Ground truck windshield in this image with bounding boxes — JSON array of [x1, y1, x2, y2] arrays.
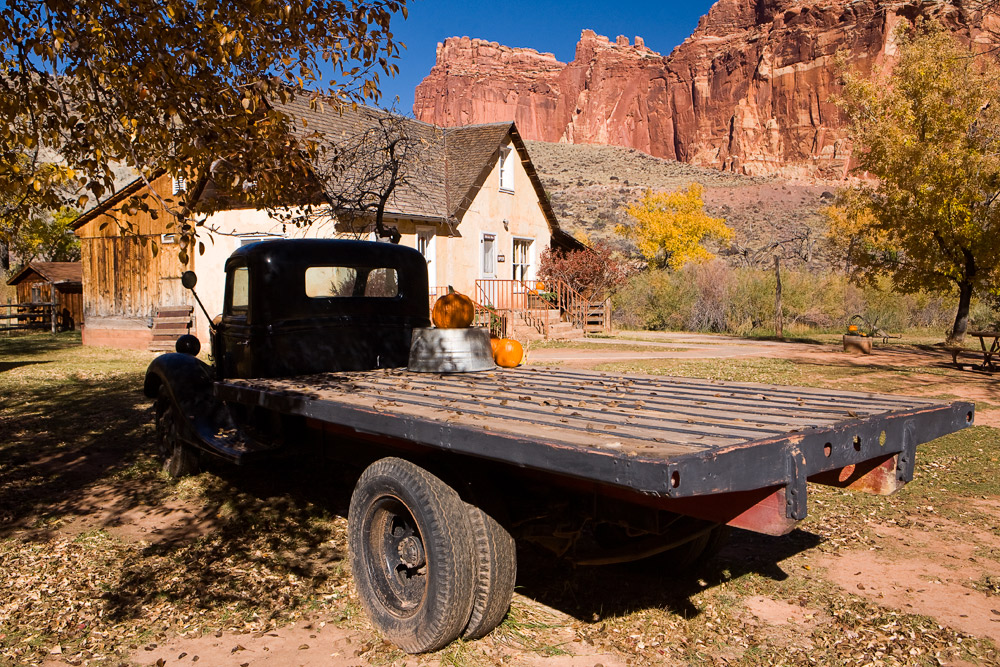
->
[[305, 266, 399, 298]]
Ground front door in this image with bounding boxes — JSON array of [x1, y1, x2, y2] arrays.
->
[[481, 234, 496, 279]]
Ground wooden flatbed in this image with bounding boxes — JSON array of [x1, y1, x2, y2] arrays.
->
[[217, 366, 973, 534]]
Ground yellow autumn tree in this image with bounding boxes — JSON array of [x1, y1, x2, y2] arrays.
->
[[617, 183, 732, 270], [835, 21, 1000, 341]]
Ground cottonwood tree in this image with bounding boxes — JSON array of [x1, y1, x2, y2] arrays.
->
[[1, 0, 407, 261], [836, 21, 1000, 342], [616, 183, 733, 270]]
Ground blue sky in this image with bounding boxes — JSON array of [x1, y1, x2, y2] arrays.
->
[[370, 0, 718, 114]]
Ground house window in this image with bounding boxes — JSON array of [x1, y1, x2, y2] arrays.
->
[[171, 175, 187, 195], [30, 283, 42, 303], [239, 234, 282, 247], [499, 146, 514, 193], [512, 238, 533, 283], [416, 226, 436, 288], [481, 234, 496, 278]]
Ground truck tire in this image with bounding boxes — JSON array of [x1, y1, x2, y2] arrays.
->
[[348, 458, 476, 653], [155, 386, 199, 478], [462, 503, 516, 639]]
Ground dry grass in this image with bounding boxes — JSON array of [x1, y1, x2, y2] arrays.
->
[[1, 334, 998, 666]]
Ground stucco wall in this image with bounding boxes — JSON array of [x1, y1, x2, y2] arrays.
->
[[436, 139, 552, 298]]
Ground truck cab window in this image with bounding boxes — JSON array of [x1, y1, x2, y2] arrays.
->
[[228, 266, 249, 316], [305, 266, 399, 298]]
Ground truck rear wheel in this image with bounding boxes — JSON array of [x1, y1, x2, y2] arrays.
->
[[462, 503, 516, 639], [155, 386, 199, 478], [348, 458, 476, 653]]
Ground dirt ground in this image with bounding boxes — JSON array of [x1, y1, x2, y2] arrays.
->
[[5, 333, 998, 666]]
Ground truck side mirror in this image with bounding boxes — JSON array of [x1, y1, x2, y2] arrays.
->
[[181, 271, 198, 290]]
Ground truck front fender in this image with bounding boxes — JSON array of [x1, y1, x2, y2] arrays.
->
[[144, 354, 246, 464], [144, 352, 215, 400]]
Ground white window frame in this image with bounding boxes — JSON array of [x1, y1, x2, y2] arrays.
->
[[171, 175, 187, 195], [512, 237, 535, 286], [498, 146, 514, 193], [481, 233, 497, 279], [416, 226, 437, 290], [239, 233, 283, 247]]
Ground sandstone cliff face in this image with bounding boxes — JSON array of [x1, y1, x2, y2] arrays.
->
[[414, 0, 987, 178]]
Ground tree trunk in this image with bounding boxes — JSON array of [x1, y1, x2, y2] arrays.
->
[[774, 255, 783, 340], [950, 280, 974, 343]]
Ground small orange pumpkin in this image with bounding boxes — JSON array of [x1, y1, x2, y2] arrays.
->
[[493, 338, 523, 368], [432, 292, 475, 328], [490, 334, 501, 358]]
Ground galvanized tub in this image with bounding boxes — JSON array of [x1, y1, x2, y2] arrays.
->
[[407, 327, 495, 373]]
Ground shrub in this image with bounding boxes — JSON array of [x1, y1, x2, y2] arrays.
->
[[612, 263, 964, 337]]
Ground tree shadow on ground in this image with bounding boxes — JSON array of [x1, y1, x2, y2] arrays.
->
[[0, 331, 80, 357], [0, 374, 157, 536], [0, 359, 52, 373]]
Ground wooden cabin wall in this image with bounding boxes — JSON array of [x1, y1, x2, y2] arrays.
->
[[13, 270, 50, 304], [76, 174, 190, 321], [58, 286, 84, 329]]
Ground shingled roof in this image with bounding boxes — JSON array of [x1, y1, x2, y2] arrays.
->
[[70, 97, 572, 244], [273, 96, 563, 233], [6, 262, 83, 286]]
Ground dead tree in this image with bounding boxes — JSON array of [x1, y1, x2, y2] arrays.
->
[[279, 108, 431, 243]]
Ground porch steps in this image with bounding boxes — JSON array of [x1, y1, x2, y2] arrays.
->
[[149, 305, 194, 352], [510, 308, 587, 342]]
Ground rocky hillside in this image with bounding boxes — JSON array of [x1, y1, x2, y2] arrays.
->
[[417, 0, 993, 178], [524, 140, 836, 270]]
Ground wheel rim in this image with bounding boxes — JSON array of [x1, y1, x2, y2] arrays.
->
[[365, 496, 428, 616]]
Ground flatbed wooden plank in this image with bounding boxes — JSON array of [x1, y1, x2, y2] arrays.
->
[[217, 366, 972, 499], [219, 366, 946, 453]]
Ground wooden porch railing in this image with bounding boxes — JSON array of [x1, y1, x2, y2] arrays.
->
[[476, 279, 552, 337], [430, 286, 508, 338], [475, 279, 612, 337]]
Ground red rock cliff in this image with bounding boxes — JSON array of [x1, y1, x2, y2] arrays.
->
[[414, 0, 989, 178]]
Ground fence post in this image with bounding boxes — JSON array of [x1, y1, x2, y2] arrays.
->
[[51, 286, 58, 333], [5, 298, 9, 336]]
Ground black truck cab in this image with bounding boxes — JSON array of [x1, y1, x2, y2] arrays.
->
[[213, 239, 431, 378]]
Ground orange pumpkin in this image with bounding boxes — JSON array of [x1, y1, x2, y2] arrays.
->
[[493, 338, 523, 368], [432, 292, 475, 328], [490, 334, 501, 358]]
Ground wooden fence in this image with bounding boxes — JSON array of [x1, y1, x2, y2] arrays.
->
[[1, 298, 59, 334]]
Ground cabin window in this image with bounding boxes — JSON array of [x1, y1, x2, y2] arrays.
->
[[30, 283, 42, 303], [305, 266, 399, 298], [499, 146, 514, 193], [512, 238, 533, 282], [171, 175, 186, 195], [228, 267, 249, 316]]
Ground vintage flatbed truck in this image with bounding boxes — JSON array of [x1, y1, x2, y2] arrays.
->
[[144, 239, 974, 653]]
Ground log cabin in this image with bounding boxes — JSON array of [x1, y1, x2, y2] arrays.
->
[[5, 261, 84, 331]]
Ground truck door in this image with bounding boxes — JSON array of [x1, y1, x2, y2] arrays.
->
[[217, 263, 252, 378]]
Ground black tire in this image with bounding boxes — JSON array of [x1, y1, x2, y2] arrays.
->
[[462, 503, 516, 639], [155, 386, 199, 478], [348, 458, 476, 653]]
